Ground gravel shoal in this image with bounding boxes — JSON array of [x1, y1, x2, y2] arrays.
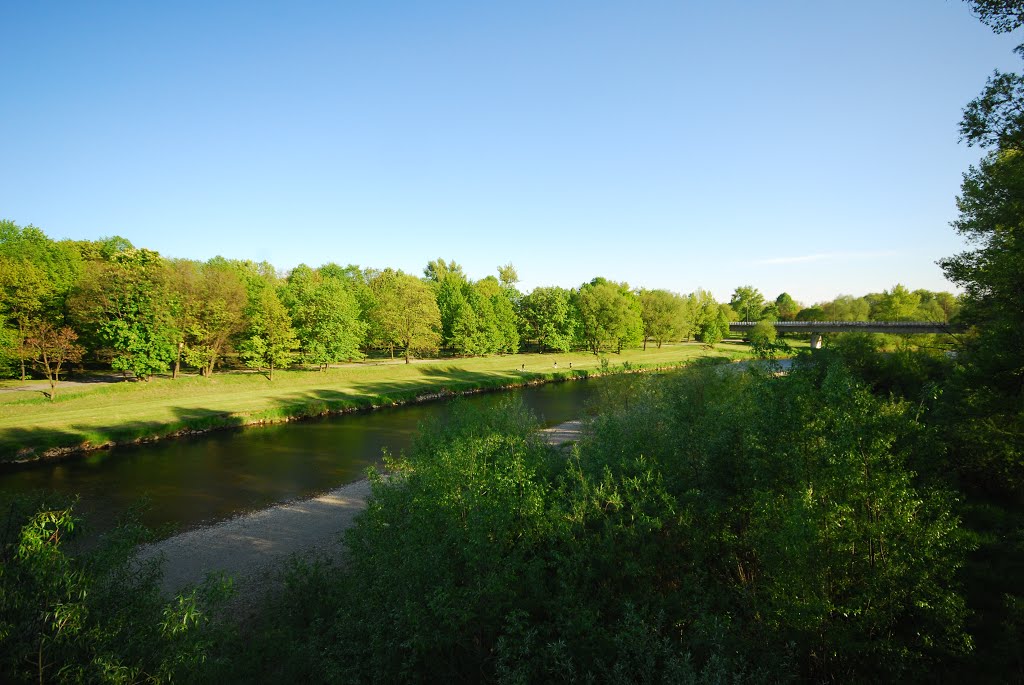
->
[[136, 420, 584, 620]]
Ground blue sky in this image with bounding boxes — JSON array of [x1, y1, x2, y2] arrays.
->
[[0, 1, 1019, 305]]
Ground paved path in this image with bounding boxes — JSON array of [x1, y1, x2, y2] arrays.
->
[[136, 419, 585, 614]]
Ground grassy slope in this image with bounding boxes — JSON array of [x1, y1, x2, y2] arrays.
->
[[0, 343, 758, 460]]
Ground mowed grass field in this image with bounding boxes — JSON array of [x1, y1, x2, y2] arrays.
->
[[0, 342, 763, 461]]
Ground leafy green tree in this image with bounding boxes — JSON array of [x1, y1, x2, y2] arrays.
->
[[284, 264, 366, 370], [748, 318, 777, 349], [423, 257, 466, 283], [167, 258, 248, 377], [519, 286, 577, 353], [459, 276, 520, 354], [365, 269, 400, 357], [695, 304, 727, 346], [486, 284, 521, 354], [826, 294, 872, 321], [934, 291, 961, 322], [449, 286, 493, 356], [871, 284, 922, 321], [369, 270, 441, 363], [797, 305, 827, 321], [774, 292, 800, 321], [497, 263, 519, 289], [0, 221, 82, 317], [317, 263, 376, 340], [638, 289, 685, 349], [689, 289, 726, 345], [940, 147, 1024, 493], [0, 325, 17, 377], [0, 222, 83, 379], [0, 256, 50, 380], [70, 248, 176, 380], [575, 279, 642, 355], [239, 284, 298, 380], [729, 285, 766, 322], [429, 261, 473, 352]]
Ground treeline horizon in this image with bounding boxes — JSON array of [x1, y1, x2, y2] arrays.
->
[[0, 220, 959, 387]]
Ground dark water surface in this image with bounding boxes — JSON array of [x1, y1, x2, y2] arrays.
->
[[0, 379, 602, 534]]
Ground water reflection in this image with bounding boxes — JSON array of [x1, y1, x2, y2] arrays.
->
[[0, 379, 600, 534]]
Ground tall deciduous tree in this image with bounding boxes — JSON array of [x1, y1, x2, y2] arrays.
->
[[239, 284, 298, 380], [936, 1, 1024, 495], [394, 272, 442, 363], [638, 289, 685, 350], [497, 263, 519, 289], [0, 256, 49, 380], [168, 258, 248, 377], [0, 221, 83, 379], [729, 285, 766, 322], [871, 284, 921, 322], [476, 276, 520, 354], [284, 264, 366, 370], [575, 279, 642, 355], [774, 292, 800, 321], [519, 286, 576, 353], [70, 248, 175, 380], [368, 270, 441, 363]]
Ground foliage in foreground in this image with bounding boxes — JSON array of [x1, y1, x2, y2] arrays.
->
[[225, 363, 972, 683], [0, 493, 233, 684]]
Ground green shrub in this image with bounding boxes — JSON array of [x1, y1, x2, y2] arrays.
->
[[0, 493, 234, 684]]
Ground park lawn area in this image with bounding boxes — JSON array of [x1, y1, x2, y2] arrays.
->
[[0, 342, 760, 461]]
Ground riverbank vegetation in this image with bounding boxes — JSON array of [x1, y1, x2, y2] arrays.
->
[[0, 220, 957, 391], [0, 343, 756, 461], [3, 340, 1021, 682]]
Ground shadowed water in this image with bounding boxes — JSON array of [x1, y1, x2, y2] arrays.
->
[[0, 379, 601, 535]]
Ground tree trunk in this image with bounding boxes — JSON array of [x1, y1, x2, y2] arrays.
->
[[269, 360, 274, 381], [18, 320, 26, 382], [173, 346, 181, 380], [405, 344, 410, 364], [643, 338, 647, 351], [41, 350, 56, 401]]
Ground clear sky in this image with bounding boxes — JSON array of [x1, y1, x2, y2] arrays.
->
[[0, 1, 1019, 305]]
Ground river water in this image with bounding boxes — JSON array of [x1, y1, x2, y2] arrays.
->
[[0, 379, 603, 535]]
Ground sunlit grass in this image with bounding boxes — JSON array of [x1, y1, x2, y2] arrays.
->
[[0, 342, 766, 460]]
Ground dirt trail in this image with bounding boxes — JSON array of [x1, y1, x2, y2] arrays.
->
[[135, 420, 585, 616]]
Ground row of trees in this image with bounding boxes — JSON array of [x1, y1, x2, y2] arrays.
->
[[730, 284, 960, 323], [0, 221, 961, 387]]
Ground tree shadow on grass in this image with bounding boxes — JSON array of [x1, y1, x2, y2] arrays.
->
[[0, 407, 253, 469], [0, 364, 588, 467]]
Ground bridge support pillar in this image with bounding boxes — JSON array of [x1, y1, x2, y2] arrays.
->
[[810, 333, 823, 349]]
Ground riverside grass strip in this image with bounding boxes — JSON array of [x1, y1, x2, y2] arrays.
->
[[0, 342, 760, 462]]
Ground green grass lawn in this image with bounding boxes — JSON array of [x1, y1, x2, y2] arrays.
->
[[0, 342, 765, 461]]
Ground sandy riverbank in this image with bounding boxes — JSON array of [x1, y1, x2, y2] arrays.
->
[[135, 419, 585, 620]]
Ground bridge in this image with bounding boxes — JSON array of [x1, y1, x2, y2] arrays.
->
[[728, 321, 952, 348]]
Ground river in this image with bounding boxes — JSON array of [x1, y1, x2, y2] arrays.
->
[[0, 379, 603, 535]]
